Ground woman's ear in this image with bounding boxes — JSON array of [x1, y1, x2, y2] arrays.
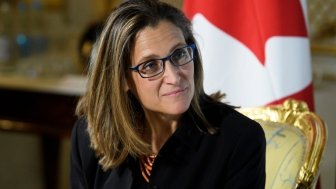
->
[[125, 77, 139, 100], [124, 78, 130, 92], [125, 74, 137, 97]]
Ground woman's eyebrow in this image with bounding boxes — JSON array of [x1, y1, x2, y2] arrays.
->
[[136, 42, 187, 64]]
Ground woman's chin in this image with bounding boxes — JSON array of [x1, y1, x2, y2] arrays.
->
[[162, 104, 190, 117]]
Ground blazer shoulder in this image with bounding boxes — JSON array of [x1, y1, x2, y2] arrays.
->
[[203, 99, 265, 138], [71, 118, 97, 160], [72, 118, 91, 148], [71, 118, 99, 188]]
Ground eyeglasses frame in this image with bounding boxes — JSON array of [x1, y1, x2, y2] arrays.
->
[[128, 43, 196, 78]]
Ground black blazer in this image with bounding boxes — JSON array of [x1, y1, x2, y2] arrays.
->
[[70, 99, 266, 189]]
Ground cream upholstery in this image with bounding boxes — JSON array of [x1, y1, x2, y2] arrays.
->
[[238, 99, 327, 189]]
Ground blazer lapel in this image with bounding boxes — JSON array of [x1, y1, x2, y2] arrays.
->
[[95, 156, 136, 189]]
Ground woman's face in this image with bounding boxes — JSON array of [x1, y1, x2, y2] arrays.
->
[[128, 21, 194, 119]]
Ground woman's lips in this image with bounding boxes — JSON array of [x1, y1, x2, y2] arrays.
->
[[162, 87, 187, 96]]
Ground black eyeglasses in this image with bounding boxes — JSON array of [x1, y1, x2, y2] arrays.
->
[[128, 44, 196, 78]]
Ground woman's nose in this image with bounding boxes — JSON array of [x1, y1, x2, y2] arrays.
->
[[162, 61, 181, 84]]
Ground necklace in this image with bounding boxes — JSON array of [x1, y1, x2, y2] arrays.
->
[[140, 154, 157, 182]]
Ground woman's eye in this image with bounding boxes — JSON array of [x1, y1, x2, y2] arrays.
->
[[173, 49, 188, 60], [140, 61, 160, 73]]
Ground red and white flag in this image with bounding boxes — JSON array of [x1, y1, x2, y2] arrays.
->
[[183, 0, 315, 110]]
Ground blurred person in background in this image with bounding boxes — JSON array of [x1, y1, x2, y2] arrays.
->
[[78, 21, 103, 73]]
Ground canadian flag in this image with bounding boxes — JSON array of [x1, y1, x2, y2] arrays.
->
[[183, 0, 315, 110]]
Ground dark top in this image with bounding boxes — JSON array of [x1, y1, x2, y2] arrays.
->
[[70, 98, 266, 189]]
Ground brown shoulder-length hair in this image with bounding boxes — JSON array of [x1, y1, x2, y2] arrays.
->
[[76, 0, 215, 170]]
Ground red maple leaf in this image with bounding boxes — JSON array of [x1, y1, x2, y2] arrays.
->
[[184, 0, 307, 65]]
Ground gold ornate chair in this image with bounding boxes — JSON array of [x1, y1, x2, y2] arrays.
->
[[238, 99, 327, 189]]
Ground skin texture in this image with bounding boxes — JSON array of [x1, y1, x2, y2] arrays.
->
[[128, 21, 195, 153]]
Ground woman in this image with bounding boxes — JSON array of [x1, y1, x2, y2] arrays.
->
[[70, 0, 266, 188]]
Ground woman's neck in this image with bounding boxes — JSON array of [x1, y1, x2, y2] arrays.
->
[[143, 112, 180, 154]]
